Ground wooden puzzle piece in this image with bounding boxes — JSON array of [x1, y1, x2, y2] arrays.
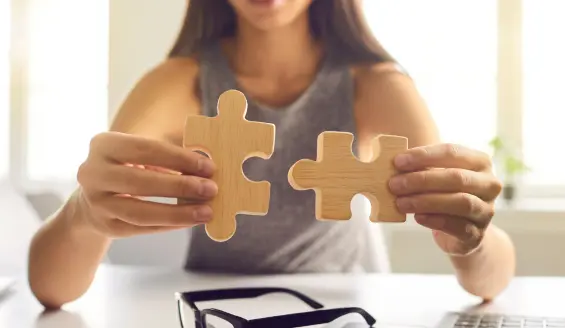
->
[[288, 131, 408, 223], [182, 89, 275, 242]]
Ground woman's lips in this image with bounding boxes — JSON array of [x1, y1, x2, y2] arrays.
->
[[248, 0, 285, 7]]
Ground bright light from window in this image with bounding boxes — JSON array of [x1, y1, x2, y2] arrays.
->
[[26, 0, 109, 181], [523, 0, 565, 186], [363, 0, 498, 152], [0, 0, 9, 178]]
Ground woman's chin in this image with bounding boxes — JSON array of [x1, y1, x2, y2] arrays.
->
[[229, 0, 311, 31]]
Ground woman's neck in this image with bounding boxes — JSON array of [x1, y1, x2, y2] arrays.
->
[[227, 12, 323, 79]]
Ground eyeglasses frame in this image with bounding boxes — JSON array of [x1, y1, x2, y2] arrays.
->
[[175, 286, 376, 328]]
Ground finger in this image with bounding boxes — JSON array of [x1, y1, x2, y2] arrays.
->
[[93, 194, 213, 227], [394, 143, 492, 172], [86, 164, 218, 199], [124, 164, 183, 175], [102, 220, 192, 239], [142, 165, 183, 175], [389, 168, 502, 201], [89, 132, 215, 177], [414, 214, 484, 246], [396, 193, 494, 226]]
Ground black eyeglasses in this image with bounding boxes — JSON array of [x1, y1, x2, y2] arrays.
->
[[175, 287, 376, 328]]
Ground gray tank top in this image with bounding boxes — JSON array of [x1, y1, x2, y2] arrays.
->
[[184, 42, 390, 274]]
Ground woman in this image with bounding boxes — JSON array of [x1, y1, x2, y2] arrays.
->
[[28, 0, 516, 309]]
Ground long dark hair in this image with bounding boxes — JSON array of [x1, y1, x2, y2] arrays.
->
[[168, 0, 396, 65]]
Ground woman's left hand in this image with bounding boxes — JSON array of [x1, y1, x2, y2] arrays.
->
[[388, 143, 503, 256]]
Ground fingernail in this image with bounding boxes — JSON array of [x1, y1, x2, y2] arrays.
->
[[396, 198, 414, 212], [388, 176, 406, 193], [394, 154, 411, 168], [194, 206, 213, 221], [199, 180, 218, 197], [197, 158, 215, 176]]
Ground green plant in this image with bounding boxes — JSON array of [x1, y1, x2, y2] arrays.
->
[[488, 136, 530, 183]]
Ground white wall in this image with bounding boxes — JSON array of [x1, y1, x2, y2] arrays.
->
[[108, 0, 185, 120], [0, 181, 42, 276], [107, 0, 189, 267]]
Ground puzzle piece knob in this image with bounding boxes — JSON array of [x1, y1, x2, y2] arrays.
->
[[205, 215, 237, 242], [217, 89, 248, 118]]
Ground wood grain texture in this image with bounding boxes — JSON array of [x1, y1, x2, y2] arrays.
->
[[288, 131, 408, 223], [183, 89, 276, 242]]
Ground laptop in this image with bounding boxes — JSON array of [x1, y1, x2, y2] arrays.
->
[[435, 312, 565, 328]]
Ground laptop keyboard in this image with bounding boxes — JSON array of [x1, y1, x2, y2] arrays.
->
[[453, 313, 565, 328]]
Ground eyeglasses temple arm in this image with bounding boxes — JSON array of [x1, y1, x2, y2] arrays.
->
[[180, 287, 324, 309]]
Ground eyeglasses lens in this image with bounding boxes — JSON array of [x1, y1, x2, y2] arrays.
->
[[204, 315, 235, 328]]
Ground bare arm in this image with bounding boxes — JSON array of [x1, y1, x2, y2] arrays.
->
[[28, 58, 202, 309], [449, 223, 515, 300], [27, 190, 111, 309], [352, 64, 515, 300]]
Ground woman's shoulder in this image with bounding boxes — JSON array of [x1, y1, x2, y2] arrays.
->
[[350, 61, 410, 86], [146, 56, 201, 86], [109, 56, 203, 144], [348, 61, 439, 148], [349, 61, 416, 103]]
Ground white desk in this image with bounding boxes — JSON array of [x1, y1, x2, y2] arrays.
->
[[1, 265, 564, 328]]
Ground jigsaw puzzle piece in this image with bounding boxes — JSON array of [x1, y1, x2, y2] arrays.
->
[[240, 121, 277, 160], [240, 179, 271, 215], [366, 135, 408, 222], [318, 131, 356, 161], [316, 189, 357, 221], [205, 206, 237, 242], [362, 187, 400, 223], [217, 89, 247, 118], [182, 89, 276, 242], [369, 135, 409, 163], [183, 115, 214, 155], [288, 131, 408, 223], [287, 159, 320, 190]]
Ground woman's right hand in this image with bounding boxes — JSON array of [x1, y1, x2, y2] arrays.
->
[[75, 132, 217, 238]]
